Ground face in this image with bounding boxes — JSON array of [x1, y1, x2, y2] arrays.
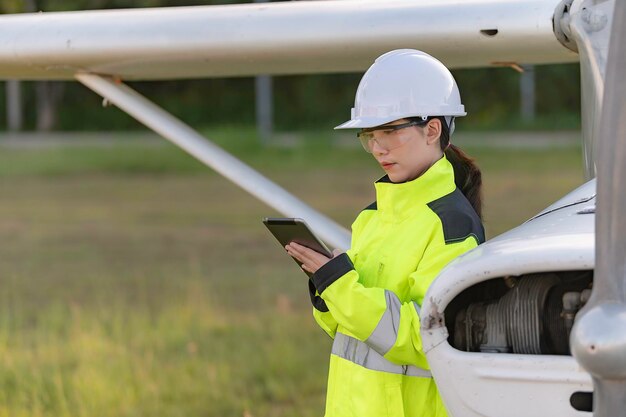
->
[[368, 118, 444, 183]]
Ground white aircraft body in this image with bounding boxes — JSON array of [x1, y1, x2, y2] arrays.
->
[[1, 0, 625, 416], [422, 180, 596, 416]]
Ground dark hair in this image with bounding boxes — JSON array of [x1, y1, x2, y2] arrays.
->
[[412, 116, 483, 219]]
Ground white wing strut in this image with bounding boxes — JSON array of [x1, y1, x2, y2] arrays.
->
[[75, 73, 351, 251], [564, 0, 614, 180], [570, 0, 626, 414]]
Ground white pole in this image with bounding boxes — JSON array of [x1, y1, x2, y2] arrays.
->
[[255, 75, 273, 144], [75, 73, 351, 250], [520, 65, 536, 122], [6, 80, 23, 132], [254, 0, 273, 144]]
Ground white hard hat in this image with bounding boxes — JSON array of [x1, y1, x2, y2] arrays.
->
[[335, 49, 466, 129]]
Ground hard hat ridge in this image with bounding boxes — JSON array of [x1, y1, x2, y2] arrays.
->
[[335, 49, 466, 130], [374, 48, 429, 63]]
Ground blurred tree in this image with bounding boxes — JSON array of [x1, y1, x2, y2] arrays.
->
[[536, 64, 580, 115], [0, 0, 24, 13], [35, 0, 249, 11], [453, 67, 520, 127], [35, 81, 64, 131]]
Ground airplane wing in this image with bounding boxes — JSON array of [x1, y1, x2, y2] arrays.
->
[[0, 0, 577, 81]]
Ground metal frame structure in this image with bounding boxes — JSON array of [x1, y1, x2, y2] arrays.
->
[[559, 0, 614, 180], [570, 0, 626, 413]]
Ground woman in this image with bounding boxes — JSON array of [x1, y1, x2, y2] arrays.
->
[[286, 49, 484, 417]]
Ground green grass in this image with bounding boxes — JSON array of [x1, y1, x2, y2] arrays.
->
[[0, 130, 584, 416], [0, 127, 373, 178]]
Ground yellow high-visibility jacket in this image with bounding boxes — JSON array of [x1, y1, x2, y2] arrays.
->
[[310, 155, 484, 417]]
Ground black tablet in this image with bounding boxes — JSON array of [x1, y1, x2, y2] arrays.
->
[[263, 217, 332, 275]]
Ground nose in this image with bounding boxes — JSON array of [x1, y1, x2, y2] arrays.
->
[[370, 139, 388, 155]]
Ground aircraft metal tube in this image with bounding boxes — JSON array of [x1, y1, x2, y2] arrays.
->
[[1, 0, 577, 80], [567, 0, 614, 180], [571, 0, 626, 413], [75, 73, 351, 250]]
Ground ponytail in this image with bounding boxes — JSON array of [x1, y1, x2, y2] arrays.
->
[[444, 144, 483, 219], [432, 116, 483, 219]]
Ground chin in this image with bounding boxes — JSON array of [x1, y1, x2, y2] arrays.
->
[[388, 168, 419, 183], [388, 173, 409, 183]]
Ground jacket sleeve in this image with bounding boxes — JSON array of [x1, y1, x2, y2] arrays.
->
[[310, 212, 371, 339], [311, 233, 478, 369], [310, 279, 339, 338]]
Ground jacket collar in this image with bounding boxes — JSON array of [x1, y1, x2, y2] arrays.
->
[[374, 155, 456, 222]]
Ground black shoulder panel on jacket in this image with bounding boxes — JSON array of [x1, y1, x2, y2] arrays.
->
[[363, 201, 377, 211], [427, 189, 485, 245]]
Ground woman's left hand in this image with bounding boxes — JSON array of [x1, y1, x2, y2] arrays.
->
[[285, 242, 340, 275]]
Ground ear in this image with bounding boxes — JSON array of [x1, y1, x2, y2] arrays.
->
[[425, 118, 442, 146]]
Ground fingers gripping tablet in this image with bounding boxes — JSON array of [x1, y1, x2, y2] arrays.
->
[[262, 218, 333, 275]]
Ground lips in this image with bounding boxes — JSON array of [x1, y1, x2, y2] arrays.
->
[[380, 162, 396, 169]]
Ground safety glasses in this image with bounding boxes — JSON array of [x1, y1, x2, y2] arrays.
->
[[357, 120, 427, 153]]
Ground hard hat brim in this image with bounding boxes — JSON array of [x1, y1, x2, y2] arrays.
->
[[334, 116, 398, 130], [334, 110, 467, 130]]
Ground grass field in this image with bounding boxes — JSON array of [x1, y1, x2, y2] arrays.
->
[[0, 129, 584, 417]]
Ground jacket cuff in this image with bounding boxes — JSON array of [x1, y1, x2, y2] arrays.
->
[[308, 279, 329, 312], [311, 253, 354, 295]]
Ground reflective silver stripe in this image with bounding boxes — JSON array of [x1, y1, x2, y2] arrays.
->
[[332, 332, 432, 378], [405, 364, 431, 378], [413, 301, 421, 316], [365, 290, 402, 355]]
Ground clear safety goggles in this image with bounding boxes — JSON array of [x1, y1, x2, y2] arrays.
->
[[357, 119, 427, 153]]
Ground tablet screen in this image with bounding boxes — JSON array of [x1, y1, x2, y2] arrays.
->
[[263, 218, 333, 275]]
